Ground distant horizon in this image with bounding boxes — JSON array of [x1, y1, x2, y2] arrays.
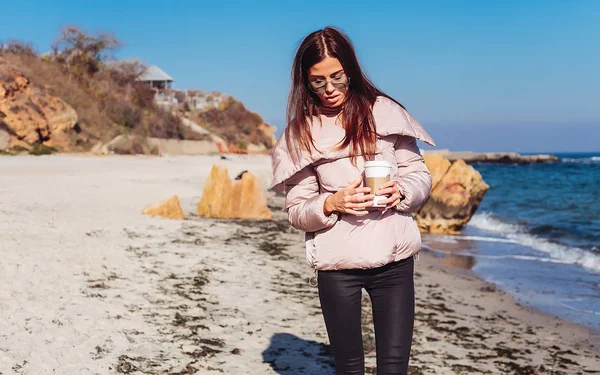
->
[[1, 0, 598, 153], [424, 149, 600, 155]]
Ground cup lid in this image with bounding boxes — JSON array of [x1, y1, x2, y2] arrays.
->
[[364, 161, 392, 168]]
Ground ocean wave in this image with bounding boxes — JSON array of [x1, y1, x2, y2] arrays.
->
[[561, 156, 600, 164], [426, 247, 587, 266], [427, 235, 518, 244], [468, 212, 600, 273], [559, 301, 600, 316]]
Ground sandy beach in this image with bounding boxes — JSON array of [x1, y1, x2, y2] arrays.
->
[[1, 154, 598, 375]]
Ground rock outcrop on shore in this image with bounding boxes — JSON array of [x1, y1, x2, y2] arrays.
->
[[425, 149, 559, 164], [415, 154, 490, 233], [197, 164, 272, 219], [142, 195, 185, 220]]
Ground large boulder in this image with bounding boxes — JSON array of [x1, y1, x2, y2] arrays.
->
[[197, 164, 271, 219], [197, 164, 234, 218], [229, 171, 272, 219], [0, 69, 77, 148], [142, 195, 185, 220], [422, 153, 451, 190], [415, 155, 489, 234]]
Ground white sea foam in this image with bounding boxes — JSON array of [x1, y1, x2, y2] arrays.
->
[[452, 235, 518, 244], [468, 212, 600, 273], [428, 248, 583, 266], [559, 301, 600, 316], [561, 156, 600, 164], [426, 234, 518, 244]]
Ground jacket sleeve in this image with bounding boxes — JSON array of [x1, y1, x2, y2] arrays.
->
[[284, 165, 339, 232], [392, 135, 432, 213]]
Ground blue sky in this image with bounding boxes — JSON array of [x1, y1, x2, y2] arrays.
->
[[1, 0, 599, 152]]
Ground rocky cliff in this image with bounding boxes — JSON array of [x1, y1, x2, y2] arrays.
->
[[0, 66, 78, 151]]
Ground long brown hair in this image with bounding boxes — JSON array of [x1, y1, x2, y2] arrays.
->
[[285, 26, 404, 165]]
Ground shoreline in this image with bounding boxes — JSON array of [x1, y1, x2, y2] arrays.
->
[[423, 234, 600, 337], [0, 154, 598, 374], [410, 249, 599, 373], [419, 247, 600, 340]]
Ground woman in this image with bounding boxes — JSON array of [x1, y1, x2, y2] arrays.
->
[[270, 26, 435, 375]]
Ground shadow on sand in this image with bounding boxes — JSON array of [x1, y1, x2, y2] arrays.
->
[[261, 332, 334, 374]]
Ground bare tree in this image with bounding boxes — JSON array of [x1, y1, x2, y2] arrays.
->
[[0, 39, 37, 56], [52, 26, 122, 77]]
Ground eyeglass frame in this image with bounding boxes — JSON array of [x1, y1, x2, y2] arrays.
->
[[307, 74, 351, 94]]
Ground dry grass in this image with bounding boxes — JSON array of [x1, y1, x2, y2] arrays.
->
[[188, 97, 273, 150], [1, 52, 191, 151]]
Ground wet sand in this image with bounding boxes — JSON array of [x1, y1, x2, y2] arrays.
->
[[0, 154, 598, 374]]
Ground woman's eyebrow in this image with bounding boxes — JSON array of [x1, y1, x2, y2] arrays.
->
[[309, 69, 344, 79]]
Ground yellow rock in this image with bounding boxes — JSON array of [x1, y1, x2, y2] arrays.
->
[[423, 153, 451, 191], [197, 164, 271, 219], [416, 157, 489, 234], [230, 172, 272, 219], [142, 195, 185, 220], [197, 164, 234, 218], [0, 70, 78, 146]]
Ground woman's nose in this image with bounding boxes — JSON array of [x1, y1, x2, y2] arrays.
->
[[325, 81, 336, 94]]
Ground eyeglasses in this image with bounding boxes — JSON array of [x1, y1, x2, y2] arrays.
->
[[308, 74, 350, 93]]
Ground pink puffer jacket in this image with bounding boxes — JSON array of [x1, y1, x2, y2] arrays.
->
[[270, 96, 435, 271]]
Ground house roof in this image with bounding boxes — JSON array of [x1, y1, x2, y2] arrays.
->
[[138, 65, 173, 82]]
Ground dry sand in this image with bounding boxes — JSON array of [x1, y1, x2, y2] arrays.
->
[[0, 154, 598, 375]]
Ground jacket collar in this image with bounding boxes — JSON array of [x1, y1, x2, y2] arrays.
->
[[269, 96, 435, 192]]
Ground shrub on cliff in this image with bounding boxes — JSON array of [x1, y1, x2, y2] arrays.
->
[[189, 96, 274, 150], [0, 27, 190, 152]]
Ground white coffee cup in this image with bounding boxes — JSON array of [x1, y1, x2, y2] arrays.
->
[[364, 161, 393, 207]]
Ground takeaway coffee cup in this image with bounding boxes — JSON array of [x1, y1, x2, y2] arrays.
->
[[364, 161, 392, 208]]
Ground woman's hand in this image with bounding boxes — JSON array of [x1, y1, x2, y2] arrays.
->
[[375, 180, 404, 213], [324, 175, 374, 216]]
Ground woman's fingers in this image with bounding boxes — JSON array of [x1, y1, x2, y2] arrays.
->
[[351, 186, 371, 195], [377, 186, 397, 196], [348, 193, 374, 203], [347, 201, 375, 209], [377, 193, 400, 206], [376, 180, 394, 192]]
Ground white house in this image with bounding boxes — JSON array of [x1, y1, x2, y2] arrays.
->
[[137, 65, 173, 90]]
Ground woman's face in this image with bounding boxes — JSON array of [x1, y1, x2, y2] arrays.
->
[[307, 56, 349, 108]]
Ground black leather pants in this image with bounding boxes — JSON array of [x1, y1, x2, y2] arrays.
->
[[317, 256, 415, 375]]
